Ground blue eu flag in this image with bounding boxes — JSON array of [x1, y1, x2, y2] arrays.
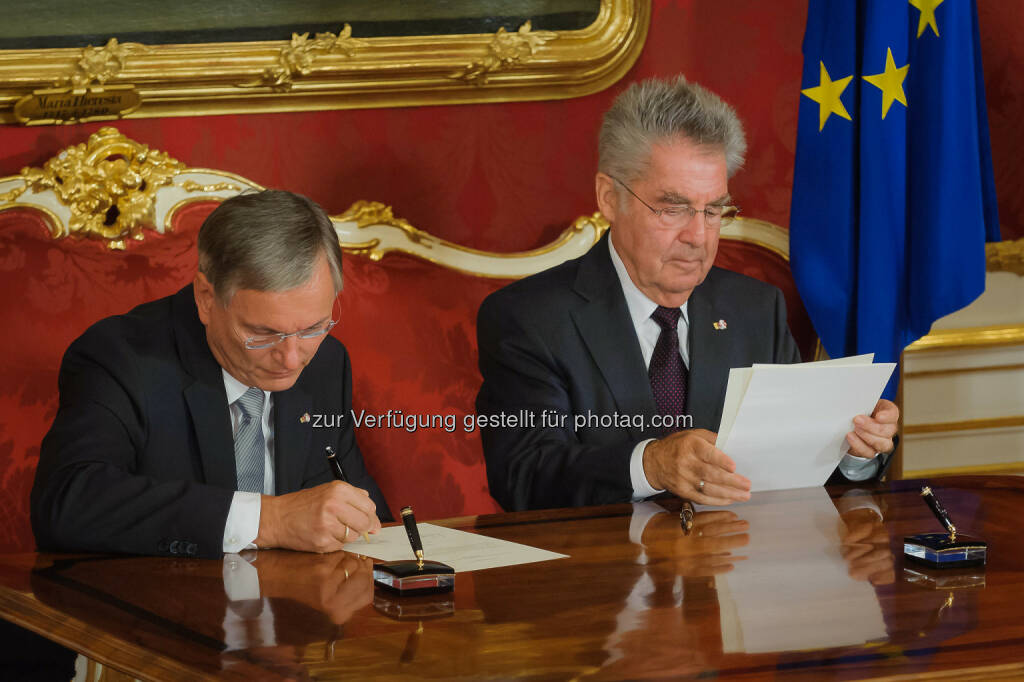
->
[[790, 0, 1000, 397]]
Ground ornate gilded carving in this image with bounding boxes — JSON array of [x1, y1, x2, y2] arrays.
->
[[68, 38, 147, 88], [571, 212, 610, 240], [241, 25, 369, 91], [986, 238, 1024, 277], [0, 127, 604, 275], [0, 1, 649, 121], [180, 180, 243, 193], [1, 127, 183, 249], [11, 38, 147, 125], [340, 200, 412, 230], [453, 21, 557, 84], [0, 184, 26, 204], [337, 200, 434, 258]]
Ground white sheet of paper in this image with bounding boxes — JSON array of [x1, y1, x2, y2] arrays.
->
[[755, 352, 875, 368], [342, 523, 567, 573], [716, 366, 753, 444], [716, 355, 875, 450], [716, 359, 895, 492], [717, 488, 886, 653]]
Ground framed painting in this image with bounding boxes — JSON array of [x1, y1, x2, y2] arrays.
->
[[0, 0, 649, 124]]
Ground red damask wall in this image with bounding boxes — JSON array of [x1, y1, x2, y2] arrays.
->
[[0, 1, 1020, 551]]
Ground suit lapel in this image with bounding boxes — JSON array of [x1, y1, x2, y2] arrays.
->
[[686, 277, 729, 431], [272, 385, 312, 495], [173, 287, 238, 490], [571, 236, 659, 441]]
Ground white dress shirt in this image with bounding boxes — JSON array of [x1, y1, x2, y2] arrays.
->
[[222, 369, 275, 553], [606, 236, 878, 501]]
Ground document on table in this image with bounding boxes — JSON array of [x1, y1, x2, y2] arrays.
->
[[341, 523, 567, 573], [715, 354, 895, 492]]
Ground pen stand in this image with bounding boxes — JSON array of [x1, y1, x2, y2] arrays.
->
[[903, 532, 987, 569], [373, 560, 455, 596]]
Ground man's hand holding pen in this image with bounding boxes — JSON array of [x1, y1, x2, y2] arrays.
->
[[254, 481, 381, 553], [326, 446, 371, 542]]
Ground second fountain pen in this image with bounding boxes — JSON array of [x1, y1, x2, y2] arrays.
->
[[325, 445, 370, 543]]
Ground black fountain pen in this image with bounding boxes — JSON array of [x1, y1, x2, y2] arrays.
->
[[401, 506, 425, 569], [921, 486, 957, 541], [903, 485, 987, 569], [372, 505, 454, 595], [325, 446, 369, 543]]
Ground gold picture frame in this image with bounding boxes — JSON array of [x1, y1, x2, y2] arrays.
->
[[0, 0, 649, 125]]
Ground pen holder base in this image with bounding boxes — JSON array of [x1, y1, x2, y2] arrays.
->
[[903, 533, 987, 569], [373, 560, 455, 596]]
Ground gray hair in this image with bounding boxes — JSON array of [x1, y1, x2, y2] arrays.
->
[[598, 76, 747, 185], [197, 189, 343, 305]]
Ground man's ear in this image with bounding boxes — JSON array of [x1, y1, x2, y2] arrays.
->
[[193, 271, 215, 326], [595, 172, 619, 223]]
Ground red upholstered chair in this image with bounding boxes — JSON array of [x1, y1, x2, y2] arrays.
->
[[0, 128, 814, 553], [0, 205, 205, 552]]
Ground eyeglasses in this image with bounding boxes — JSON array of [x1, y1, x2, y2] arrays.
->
[[611, 176, 739, 229], [244, 319, 338, 350], [241, 299, 341, 350]]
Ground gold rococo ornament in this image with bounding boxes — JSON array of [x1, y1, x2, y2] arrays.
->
[[1, 127, 183, 249]]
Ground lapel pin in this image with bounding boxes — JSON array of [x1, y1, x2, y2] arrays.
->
[[713, 319, 728, 330], [300, 413, 311, 423]]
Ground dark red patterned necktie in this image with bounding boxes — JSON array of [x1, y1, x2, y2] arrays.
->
[[649, 305, 688, 429]]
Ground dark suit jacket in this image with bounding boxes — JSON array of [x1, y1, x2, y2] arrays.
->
[[31, 285, 390, 559], [476, 233, 874, 512]]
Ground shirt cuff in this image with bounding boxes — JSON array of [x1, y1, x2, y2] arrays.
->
[[222, 552, 261, 601], [223, 491, 262, 553], [630, 438, 665, 501], [628, 501, 669, 544], [837, 452, 881, 482], [835, 489, 883, 518]]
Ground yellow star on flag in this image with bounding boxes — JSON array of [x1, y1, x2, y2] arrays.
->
[[863, 48, 909, 119], [801, 61, 853, 131], [909, 0, 943, 38]]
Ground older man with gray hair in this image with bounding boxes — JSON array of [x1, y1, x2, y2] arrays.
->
[[476, 76, 898, 511], [32, 189, 391, 558]]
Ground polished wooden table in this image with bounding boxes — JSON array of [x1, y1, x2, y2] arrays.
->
[[1, 476, 1023, 680]]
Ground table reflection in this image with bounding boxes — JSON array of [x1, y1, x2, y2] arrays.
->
[[218, 551, 373, 674], [837, 492, 895, 586], [29, 549, 374, 675], [15, 480, 1006, 680], [715, 488, 889, 654], [600, 488, 895, 677]]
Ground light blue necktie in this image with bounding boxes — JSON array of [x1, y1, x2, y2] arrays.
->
[[234, 387, 266, 493]]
